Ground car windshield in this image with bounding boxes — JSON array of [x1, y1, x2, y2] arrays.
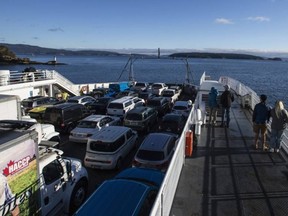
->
[[126, 113, 142, 121], [162, 91, 173, 97], [137, 150, 165, 161], [77, 121, 98, 128], [135, 83, 145, 87], [95, 98, 110, 104], [152, 84, 162, 89]]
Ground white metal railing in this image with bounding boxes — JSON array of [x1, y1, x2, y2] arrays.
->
[[150, 105, 196, 216], [219, 76, 288, 153]]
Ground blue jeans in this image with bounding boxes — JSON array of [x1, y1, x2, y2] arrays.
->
[[270, 129, 284, 149], [221, 107, 230, 126]]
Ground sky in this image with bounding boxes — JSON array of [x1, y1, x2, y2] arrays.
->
[[1, 0, 288, 53]]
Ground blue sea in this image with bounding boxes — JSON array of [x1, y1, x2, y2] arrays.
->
[[1, 55, 287, 106]]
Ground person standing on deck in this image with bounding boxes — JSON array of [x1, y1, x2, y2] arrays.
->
[[208, 87, 219, 125], [252, 94, 270, 150], [269, 100, 288, 153], [220, 85, 234, 128]]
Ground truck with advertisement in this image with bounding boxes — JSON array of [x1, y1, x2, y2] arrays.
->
[[0, 126, 89, 215]]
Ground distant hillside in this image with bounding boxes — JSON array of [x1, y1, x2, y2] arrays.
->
[[0, 43, 125, 56], [169, 52, 265, 60]]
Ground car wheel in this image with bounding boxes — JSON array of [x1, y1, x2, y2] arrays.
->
[[69, 179, 88, 214]]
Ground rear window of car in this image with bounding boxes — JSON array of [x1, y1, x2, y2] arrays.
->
[[78, 121, 98, 128], [108, 103, 123, 109], [126, 113, 143, 121], [147, 100, 160, 106], [90, 135, 125, 152], [173, 106, 187, 110], [67, 99, 79, 103], [21, 101, 33, 108], [135, 83, 145, 87], [43, 108, 62, 121], [152, 84, 162, 89], [137, 150, 164, 161], [163, 115, 179, 123]]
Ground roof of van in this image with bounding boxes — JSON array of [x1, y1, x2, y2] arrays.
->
[[75, 179, 154, 216], [89, 126, 131, 141], [140, 133, 173, 151]]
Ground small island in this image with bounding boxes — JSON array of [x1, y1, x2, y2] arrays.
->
[[0, 45, 66, 65]]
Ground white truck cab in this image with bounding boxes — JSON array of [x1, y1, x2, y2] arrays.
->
[[39, 146, 89, 215], [0, 124, 88, 216]]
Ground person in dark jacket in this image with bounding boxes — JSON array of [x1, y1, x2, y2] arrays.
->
[[208, 87, 219, 125], [220, 85, 234, 127], [269, 100, 288, 153], [252, 94, 270, 150]]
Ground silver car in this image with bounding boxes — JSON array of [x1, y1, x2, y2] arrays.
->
[[69, 115, 121, 143]]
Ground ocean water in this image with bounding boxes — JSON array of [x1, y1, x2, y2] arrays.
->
[[1, 55, 288, 106]]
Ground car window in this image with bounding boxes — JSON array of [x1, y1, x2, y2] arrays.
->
[[137, 150, 165, 161], [78, 121, 98, 128], [138, 190, 158, 216], [167, 139, 175, 155], [173, 105, 187, 110], [90, 135, 125, 152], [126, 113, 142, 121], [42, 159, 64, 185], [126, 129, 134, 140], [108, 103, 123, 109]]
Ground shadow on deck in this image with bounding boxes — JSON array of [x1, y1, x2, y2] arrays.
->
[[170, 99, 288, 216]]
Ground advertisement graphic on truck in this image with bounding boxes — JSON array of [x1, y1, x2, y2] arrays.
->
[[0, 132, 40, 216]]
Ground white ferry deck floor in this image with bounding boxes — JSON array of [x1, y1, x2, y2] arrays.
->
[[170, 99, 288, 216]]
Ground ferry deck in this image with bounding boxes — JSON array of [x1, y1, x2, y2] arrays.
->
[[170, 96, 288, 216]]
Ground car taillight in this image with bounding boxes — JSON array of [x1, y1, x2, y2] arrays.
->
[[132, 160, 141, 167]]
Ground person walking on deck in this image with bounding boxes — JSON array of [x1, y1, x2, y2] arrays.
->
[[208, 87, 219, 125], [269, 100, 288, 153], [220, 84, 234, 128], [252, 94, 270, 150]]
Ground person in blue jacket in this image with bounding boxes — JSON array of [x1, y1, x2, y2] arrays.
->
[[252, 94, 271, 150], [208, 87, 219, 125]]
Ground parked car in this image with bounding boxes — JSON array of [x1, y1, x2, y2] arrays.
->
[[151, 83, 168, 96], [138, 91, 154, 104], [84, 126, 138, 170], [146, 97, 171, 116], [171, 100, 192, 118], [86, 97, 114, 114], [132, 82, 150, 92], [43, 103, 90, 133], [162, 89, 180, 104], [115, 90, 138, 99], [69, 115, 121, 143], [90, 88, 110, 98], [21, 96, 59, 114], [75, 167, 164, 216], [124, 106, 158, 133], [159, 113, 186, 134], [67, 95, 96, 106], [133, 133, 178, 172], [106, 96, 136, 118], [132, 97, 145, 107]]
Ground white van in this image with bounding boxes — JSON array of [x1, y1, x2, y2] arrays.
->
[[106, 96, 135, 117], [84, 126, 138, 170]]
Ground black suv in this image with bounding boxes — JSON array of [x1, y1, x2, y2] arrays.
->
[[87, 97, 115, 114], [43, 103, 90, 133], [146, 97, 171, 116], [123, 106, 158, 133]]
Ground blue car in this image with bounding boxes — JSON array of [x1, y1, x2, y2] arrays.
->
[[75, 168, 164, 216]]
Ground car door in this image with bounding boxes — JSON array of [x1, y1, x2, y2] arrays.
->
[[41, 159, 67, 216]]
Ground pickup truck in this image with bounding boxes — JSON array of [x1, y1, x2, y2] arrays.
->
[[151, 83, 168, 96]]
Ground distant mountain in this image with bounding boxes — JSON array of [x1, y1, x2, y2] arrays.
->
[[0, 43, 126, 56]]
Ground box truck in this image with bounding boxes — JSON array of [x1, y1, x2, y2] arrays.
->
[[0, 128, 88, 215]]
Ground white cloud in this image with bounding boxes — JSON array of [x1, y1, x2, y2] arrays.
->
[[215, 18, 234, 24], [247, 16, 270, 22]]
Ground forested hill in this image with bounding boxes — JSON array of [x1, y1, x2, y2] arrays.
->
[[0, 43, 283, 61], [169, 52, 265, 60]]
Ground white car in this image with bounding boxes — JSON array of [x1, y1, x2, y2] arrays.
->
[[151, 83, 168, 96], [67, 95, 96, 106], [172, 100, 192, 118], [69, 115, 121, 143]]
